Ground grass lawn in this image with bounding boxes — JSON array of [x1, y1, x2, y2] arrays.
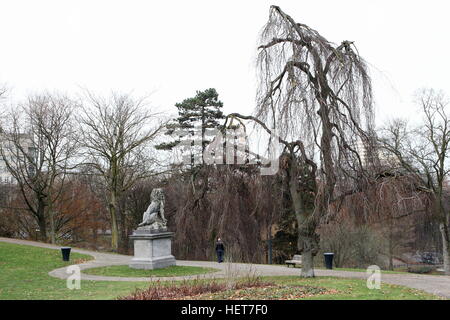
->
[[83, 265, 219, 277], [315, 267, 408, 274], [0, 242, 150, 300], [315, 266, 445, 276], [260, 276, 441, 300], [120, 276, 441, 300], [0, 241, 443, 300]]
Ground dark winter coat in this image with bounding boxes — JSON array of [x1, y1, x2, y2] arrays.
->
[[215, 241, 225, 252]]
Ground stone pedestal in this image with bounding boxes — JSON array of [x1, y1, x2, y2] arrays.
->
[[129, 229, 176, 270]]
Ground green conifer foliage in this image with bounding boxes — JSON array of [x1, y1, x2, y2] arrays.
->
[[156, 88, 224, 166]]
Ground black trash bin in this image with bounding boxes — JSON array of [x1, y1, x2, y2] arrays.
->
[[61, 247, 71, 261], [324, 253, 334, 269]]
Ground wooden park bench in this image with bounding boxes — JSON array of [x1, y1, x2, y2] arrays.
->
[[285, 254, 302, 268]]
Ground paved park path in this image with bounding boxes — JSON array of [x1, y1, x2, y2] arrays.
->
[[1, 237, 450, 298]]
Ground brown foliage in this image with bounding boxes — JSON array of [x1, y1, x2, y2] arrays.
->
[[320, 174, 438, 268], [119, 278, 271, 300], [164, 165, 281, 263], [53, 176, 109, 247]]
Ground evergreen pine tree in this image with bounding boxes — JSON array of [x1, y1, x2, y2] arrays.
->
[[156, 88, 224, 166]]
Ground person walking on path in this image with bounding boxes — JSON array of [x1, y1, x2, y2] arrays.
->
[[215, 238, 225, 263]]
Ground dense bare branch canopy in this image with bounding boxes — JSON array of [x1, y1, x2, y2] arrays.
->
[[256, 5, 375, 188], [378, 88, 450, 274], [78, 91, 164, 251], [0, 93, 79, 242], [379, 89, 450, 193], [79, 92, 164, 190], [245, 6, 377, 277]]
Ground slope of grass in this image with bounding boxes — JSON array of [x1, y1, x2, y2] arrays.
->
[[0, 242, 149, 300], [118, 276, 441, 300], [0, 241, 443, 300], [262, 276, 441, 300], [83, 265, 219, 277], [316, 266, 445, 276], [315, 267, 408, 274]]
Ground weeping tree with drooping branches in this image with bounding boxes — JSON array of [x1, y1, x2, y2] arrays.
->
[[163, 164, 282, 263], [232, 6, 376, 277]]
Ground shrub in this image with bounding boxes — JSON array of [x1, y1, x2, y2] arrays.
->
[[407, 265, 435, 274], [118, 278, 271, 300], [319, 222, 386, 268]]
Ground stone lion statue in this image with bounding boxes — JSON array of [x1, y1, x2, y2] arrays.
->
[[138, 188, 167, 230]]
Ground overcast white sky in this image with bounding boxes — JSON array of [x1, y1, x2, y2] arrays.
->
[[1, 0, 449, 126]]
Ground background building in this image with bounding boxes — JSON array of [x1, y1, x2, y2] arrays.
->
[[0, 133, 35, 184]]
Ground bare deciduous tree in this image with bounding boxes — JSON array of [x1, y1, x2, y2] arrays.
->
[[79, 92, 163, 252], [0, 93, 79, 243], [230, 6, 375, 277], [379, 88, 450, 274]]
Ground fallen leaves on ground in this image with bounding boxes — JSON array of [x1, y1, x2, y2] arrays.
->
[[119, 278, 340, 300], [191, 285, 340, 300]]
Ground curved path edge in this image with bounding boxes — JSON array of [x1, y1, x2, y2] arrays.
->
[[1, 237, 449, 298]]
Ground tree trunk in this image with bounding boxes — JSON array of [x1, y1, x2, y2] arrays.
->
[[440, 222, 450, 275], [297, 231, 316, 277], [289, 162, 317, 277], [37, 213, 47, 242], [388, 223, 394, 271], [118, 210, 129, 254], [48, 194, 56, 244], [388, 246, 394, 271], [109, 191, 119, 252], [36, 199, 48, 242], [47, 184, 56, 244], [296, 211, 319, 277], [48, 210, 56, 244]]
